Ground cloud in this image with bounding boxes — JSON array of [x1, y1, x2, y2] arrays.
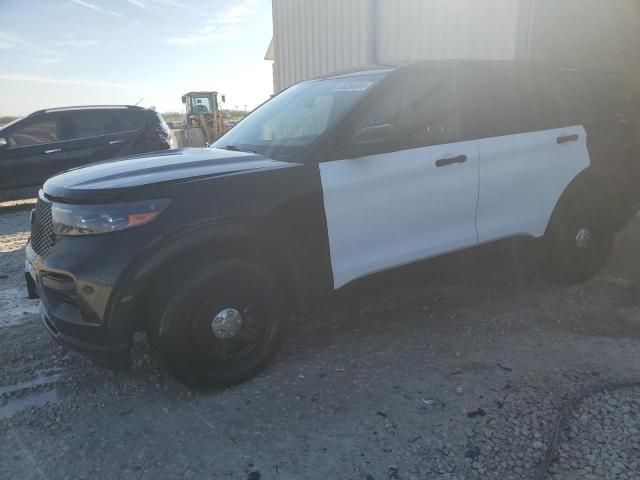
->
[[34, 58, 64, 65], [165, 0, 261, 46], [70, 0, 140, 24], [126, 0, 150, 10], [70, 0, 104, 13], [165, 28, 227, 46], [144, 0, 197, 11], [126, 0, 174, 20], [223, 3, 255, 22], [53, 39, 98, 48], [0, 30, 60, 57], [0, 73, 134, 89], [0, 31, 31, 50]]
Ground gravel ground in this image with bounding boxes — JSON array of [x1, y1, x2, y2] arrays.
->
[[1, 200, 639, 480], [548, 386, 640, 480]]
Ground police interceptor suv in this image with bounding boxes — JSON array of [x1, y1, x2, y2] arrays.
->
[[26, 61, 640, 387]]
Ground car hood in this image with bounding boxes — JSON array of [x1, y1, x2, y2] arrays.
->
[[43, 147, 300, 202]]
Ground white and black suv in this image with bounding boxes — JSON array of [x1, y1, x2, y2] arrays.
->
[[26, 60, 640, 387]]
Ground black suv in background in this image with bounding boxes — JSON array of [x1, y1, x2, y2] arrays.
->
[[0, 106, 171, 201], [25, 61, 640, 388]]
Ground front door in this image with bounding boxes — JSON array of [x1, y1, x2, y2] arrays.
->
[[319, 71, 480, 288]]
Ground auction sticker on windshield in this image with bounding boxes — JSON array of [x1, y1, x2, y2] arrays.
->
[[332, 81, 374, 92]]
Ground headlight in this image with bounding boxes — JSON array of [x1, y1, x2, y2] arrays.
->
[[52, 199, 170, 236]]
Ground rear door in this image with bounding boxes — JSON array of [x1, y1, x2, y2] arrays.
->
[[463, 65, 590, 243], [320, 69, 480, 288], [50, 108, 145, 177], [0, 114, 67, 191]]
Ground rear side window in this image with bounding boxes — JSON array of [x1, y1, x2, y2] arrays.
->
[[113, 110, 145, 132], [550, 71, 635, 128], [8, 119, 59, 147], [61, 110, 145, 140], [460, 66, 547, 139]]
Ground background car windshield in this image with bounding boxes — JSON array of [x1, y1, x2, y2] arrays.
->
[[213, 73, 387, 155]]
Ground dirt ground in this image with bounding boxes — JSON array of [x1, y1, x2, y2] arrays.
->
[[1, 201, 639, 480]]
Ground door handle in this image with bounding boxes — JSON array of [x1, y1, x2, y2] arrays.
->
[[435, 154, 468, 168], [556, 134, 579, 144], [109, 139, 125, 145], [44, 148, 62, 154]]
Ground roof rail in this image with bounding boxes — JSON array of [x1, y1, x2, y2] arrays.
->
[[29, 105, 145, 116]]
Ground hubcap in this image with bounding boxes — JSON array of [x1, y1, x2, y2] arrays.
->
[[575, 228, 591, 249], [211, 308, 243, 339]]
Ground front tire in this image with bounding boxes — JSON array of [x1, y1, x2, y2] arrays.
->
[[546, 193, 614, 283], [148, 260, 289, 388]]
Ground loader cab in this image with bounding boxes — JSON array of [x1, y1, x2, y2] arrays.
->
[[182, 92, 219, 117], [181, 91, 228, 146]]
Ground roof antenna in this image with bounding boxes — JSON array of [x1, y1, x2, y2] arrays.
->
[[134, 98, 144, 106]]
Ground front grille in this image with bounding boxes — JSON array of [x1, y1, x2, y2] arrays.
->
[[31, 197, 56, 257]]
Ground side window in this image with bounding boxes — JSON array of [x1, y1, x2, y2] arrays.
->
[[549, 72, 628, 129], [61, 111, 108, 140], [407, 75, 461, 147], [112, 111, 145, 133], [7, 119, 59, 147], [460, 67, 546, 139], [60, 110, 144, 140], [347, 73, 459, 157]]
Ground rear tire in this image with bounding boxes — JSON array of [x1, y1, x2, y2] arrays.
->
[[147, 259, 289, 388], [546, 192, 614, 283]]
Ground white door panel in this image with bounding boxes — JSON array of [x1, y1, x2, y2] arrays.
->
[[320, 141, 480, 289], [476, 126, 590, 243]]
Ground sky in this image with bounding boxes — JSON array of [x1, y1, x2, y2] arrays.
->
[[0, 0, 274, 116]]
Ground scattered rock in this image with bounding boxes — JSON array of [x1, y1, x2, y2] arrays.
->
[[465, 446, 481, 459], [466, 408, 487, 419]]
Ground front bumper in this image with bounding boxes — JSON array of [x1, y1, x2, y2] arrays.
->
[[25, 241, 133, 370], [40, 303, 131, 370]]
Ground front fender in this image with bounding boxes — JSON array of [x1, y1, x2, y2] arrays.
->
[[105, 220, 326, 333]]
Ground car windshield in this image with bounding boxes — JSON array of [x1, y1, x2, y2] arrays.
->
[[212, 72, 389, 159]]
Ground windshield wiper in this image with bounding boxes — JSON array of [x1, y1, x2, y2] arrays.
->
[[224, 144, 257, 154]]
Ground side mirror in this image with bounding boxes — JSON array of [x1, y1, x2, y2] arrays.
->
[[221, 95, 226, 103], [0, 138, 8, 150], [351, 124, 395, 145]]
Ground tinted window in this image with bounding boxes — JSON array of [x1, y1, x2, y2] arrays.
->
[[462, 66, 636, 139], [344, 70, 459, 157], [8, 119, 58, 147], [460, 66, 547, 139], [548, 71, 633, 128], [66, 111, 108, 139], [113, 110, 145, 132], [61, 110, 145, 140]]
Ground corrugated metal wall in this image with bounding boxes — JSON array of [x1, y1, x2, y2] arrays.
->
[[271, 0, 525, 92], [272, 0, 371, 92], [528, 0, 640, 76], [375, 0, 521, 64], [270, 0, 640, 93]]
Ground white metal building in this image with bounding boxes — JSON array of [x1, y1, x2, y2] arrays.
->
[[266, 0, 640, 93]]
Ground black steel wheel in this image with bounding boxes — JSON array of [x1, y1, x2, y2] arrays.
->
[[148, 259, 288, 387]]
